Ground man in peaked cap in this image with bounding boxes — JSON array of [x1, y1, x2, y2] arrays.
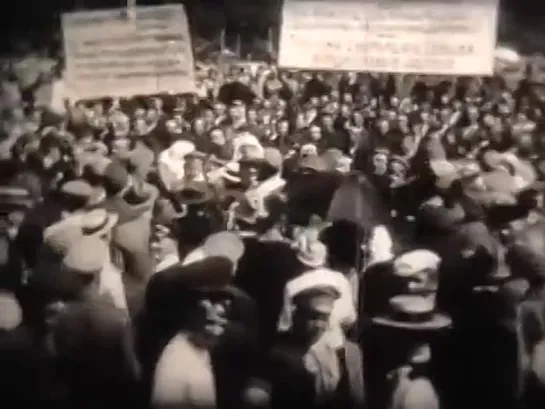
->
[[261, 272, 365, 409], [146, 255, 258, 409], [278, 268, 357, 348]]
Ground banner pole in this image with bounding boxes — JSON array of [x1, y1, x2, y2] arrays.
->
[[127, 0, 136, 20], [267, 27, 273, 55], [235, 34, 241, 59], [219, 28, 226, 74]]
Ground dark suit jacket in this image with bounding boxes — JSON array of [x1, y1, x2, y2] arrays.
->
[[51, 296, 141, 407], [518, 287, 545, 405], [0, 325, 49, 402], [264, 336, 365, 409]]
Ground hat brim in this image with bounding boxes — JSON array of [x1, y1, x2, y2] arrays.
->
[[177, 188, 214, 205], [124, 183, 159, 212], [239, 158, 277, 176], [296, 254, 325, 269], [372, 313, 452, 331], [83, 213, 119, 237]]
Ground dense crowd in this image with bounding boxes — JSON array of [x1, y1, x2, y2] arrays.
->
[[0, 40, 545, 409]]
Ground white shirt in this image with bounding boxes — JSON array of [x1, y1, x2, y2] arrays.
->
[[152, 332, 216, 409], [154, 253, 180, 274], [99, 262, 128, 311]]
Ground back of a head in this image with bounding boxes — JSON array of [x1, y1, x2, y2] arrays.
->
[[103, 161, 129, 196]]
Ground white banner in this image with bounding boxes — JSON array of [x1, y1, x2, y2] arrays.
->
[[279, 0, 499, 76], [62, 4, 196, 100]]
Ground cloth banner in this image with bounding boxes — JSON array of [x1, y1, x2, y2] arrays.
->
[[279, 0, 499, 76], [62, 4, 196, 100]]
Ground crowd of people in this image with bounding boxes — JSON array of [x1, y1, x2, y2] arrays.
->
[[1, 34, 545, 409]]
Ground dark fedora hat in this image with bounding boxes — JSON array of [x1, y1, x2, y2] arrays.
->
[[175, 181, 214, 205]]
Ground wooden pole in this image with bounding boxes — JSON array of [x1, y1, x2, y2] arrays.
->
[[219, 28, 226, 74], [127, 0, 136, 21], [267, 27, 273, 55], [235, 34, 241, 59]]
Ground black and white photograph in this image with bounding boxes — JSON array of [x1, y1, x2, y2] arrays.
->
[[0, 0, 544, 408]]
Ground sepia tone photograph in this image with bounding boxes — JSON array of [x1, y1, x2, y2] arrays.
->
[[0, 0, 544, 408]]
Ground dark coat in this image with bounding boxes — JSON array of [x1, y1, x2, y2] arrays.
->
[[51, 296, 141, 407], [263, 335, 365, 409], [234, 237, 300, 350], [286, 171, 343, 226], [518, 287, 545, 407], [0, 325, 51, 402]]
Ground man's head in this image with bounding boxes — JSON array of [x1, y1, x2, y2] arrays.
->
[[291, 286, 340, 342]]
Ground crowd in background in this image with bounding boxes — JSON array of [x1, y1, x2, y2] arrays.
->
[[2, 5, 545, 409]]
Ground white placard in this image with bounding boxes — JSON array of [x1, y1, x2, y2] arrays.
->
[[279, 0, 499, 76], [62, 4, 196, 100]]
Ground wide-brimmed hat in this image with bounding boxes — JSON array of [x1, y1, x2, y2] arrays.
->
[[60, 180, 94, 201], [298, 155, 328, 173], [43, 215, 87, 257], [238, 147, 282, 178], [43, 209, 118, 256], [372, 295, 452, 330], [148, 256, 235, 306], [174, 181, 214, 205], [0, 186, 33, 214], [32, 234, 109, 298], [122, 179, 159, 212], [80, 209, 119, 237], [372, 249, 451, 331], [418, 196, 466, 231], [182, 231, 245, 267], [61, 235, 109, 276], [294, 237, 328, 269]]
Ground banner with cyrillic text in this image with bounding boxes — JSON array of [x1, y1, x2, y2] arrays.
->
[[62, 4, 196, 100], [279, 0, 499, 76]]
